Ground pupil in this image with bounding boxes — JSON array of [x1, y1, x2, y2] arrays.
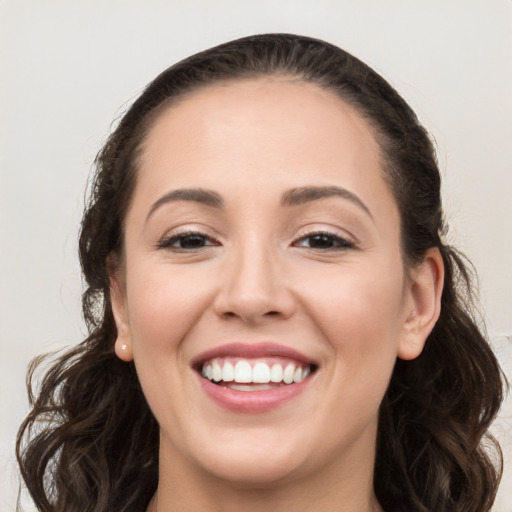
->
[[181, 235, 205, 248], [310, 234, 333, 248]]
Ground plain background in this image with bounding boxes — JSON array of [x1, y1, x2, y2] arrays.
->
[[1, 1, 511, 509]]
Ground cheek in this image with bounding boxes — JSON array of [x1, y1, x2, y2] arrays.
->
[[300, 258, 405, 341], [123, 264, 216, 433], [299, 261, 405, 395], [125, 263, 214, 358]]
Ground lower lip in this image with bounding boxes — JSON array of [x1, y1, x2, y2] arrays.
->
[[198, 374, 312, 413]]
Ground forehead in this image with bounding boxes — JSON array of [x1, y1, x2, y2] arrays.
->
[[126, 77, 401, 249], [138, 77, 385, 190], [146, 77, 378, 147]]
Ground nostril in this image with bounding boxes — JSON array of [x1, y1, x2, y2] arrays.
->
[[220, 309, 283, 321], [214, 285, 295, 322]]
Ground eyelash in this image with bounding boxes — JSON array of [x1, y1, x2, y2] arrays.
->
[[292, 231, 355, 251], [157, 230, 354, 252], [157, 230, 220, 251]]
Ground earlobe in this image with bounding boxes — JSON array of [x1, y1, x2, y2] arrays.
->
[[114, 337, 134, 362], [398, 248, 444, 361], [109, 273, 134, 362]]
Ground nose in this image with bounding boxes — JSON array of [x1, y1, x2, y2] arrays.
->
[[213, 242, 296, 324]]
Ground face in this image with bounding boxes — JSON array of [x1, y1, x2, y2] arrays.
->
[[111, 78, 433, 489]]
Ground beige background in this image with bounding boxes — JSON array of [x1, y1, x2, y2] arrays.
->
[[1, 0, 510, 509]]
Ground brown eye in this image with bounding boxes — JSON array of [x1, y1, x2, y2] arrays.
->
[[158, 232, 219, 251], [176, 234, 209, 249], [294, 232, 354, 250]]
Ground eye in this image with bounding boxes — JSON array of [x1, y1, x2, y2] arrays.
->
[[293, 232, 354, 251], [157, 231, 220, 251]]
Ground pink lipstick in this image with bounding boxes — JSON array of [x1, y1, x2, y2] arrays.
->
[[193, 342, 317, 413]]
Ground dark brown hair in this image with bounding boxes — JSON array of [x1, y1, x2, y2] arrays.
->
[[17, 34, 505, 512]]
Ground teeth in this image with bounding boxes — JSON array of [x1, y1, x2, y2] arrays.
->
[[283, 364, 295, 384], [270, 363, 283, 383], [229, 383, 276, 391], [234, 360, 252, 383], [212, 360, 222, 382], [222, 361, 234, 382], [201, 358, 312, 386], [252, 362, 271, 383]]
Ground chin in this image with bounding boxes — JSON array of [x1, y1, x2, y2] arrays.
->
[[182, 426, 313, 487], [202, 453, 306, 488]]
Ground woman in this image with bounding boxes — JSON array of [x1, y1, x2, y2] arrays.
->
[[17, 34, 505, 512]]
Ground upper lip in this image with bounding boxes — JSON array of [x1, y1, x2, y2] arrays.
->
[[191, 342, 318, 368]]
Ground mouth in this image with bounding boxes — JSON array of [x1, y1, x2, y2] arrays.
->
[[199, 357, 315, 391], [192, 343, 318, 412]]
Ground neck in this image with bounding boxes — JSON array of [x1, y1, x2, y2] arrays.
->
[[148, 478, 383, 512], [147, 434, 383, 512]]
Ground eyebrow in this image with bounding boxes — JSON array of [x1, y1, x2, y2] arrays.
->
[[146, 188, 223, 223], [281, 186, 373, 219], [146, 185, 373, 223]]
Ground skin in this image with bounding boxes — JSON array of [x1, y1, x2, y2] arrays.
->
[[110, 78, 444, 512]]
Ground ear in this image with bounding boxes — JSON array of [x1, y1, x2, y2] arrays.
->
[[109, 270, 134, 362], [398, 248, 444, 360]]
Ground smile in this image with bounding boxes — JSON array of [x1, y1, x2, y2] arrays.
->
[[201, 358, 313, 390], [193, 343, 318, 413]]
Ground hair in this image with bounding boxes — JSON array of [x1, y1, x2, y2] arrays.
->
[[17, 33, 505, 512]]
